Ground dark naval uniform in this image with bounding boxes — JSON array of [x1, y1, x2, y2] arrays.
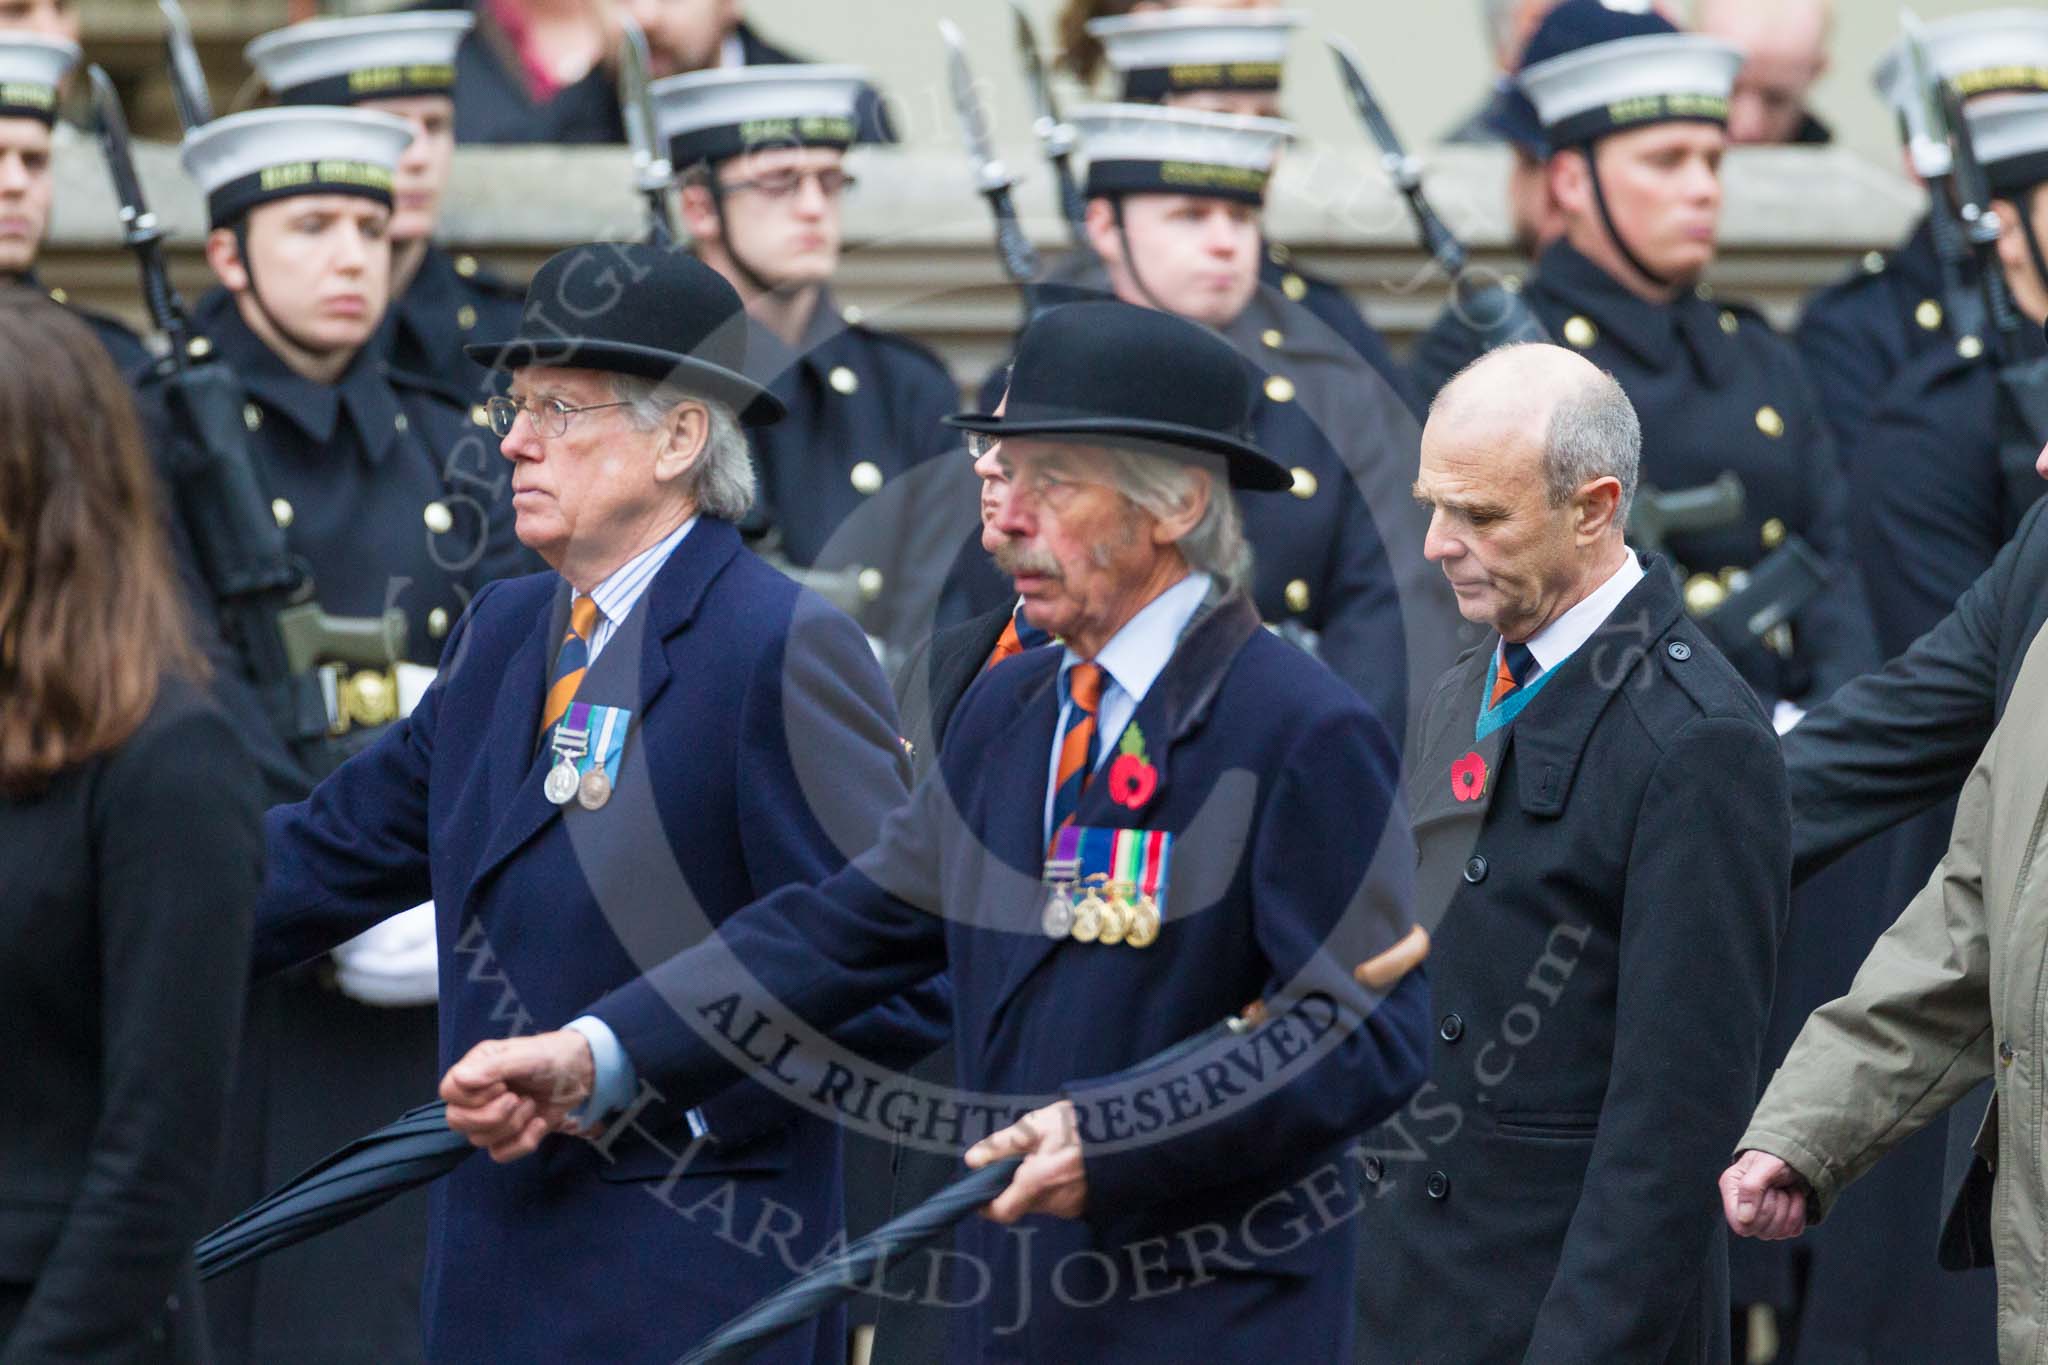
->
[[1412, 239, 1879, 708], [1259, 242, 1422, 419], [156, 287, 532, 1365], [740, 296, 964, 656], [21, 273, 153, 382], [1795, 216, 1958, 458], [1358, 560, 1787, 1364], [385, 244, 525, 405]]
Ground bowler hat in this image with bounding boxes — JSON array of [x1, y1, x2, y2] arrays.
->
[[945, 300, 1289, 492], [466, 243, 784, 425]]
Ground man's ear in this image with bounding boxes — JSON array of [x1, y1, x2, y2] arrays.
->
[[1083, 197, 1121, 267], [1548, 148, 1592, 221], [652, 400, 711, 485], [1574, 475, 1625, 543], [676, 181, 721, 244], [1151, 468, 1212, 546], [204, 225, 248, 292]]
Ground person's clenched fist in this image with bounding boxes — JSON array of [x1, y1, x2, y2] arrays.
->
[[440, 1031, 597, 1163], [1720, 1149, 1810, 1241]]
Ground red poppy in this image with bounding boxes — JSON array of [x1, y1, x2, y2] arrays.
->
[[1450, 751, 1487, 802], [1108, 752, 1159, 809]]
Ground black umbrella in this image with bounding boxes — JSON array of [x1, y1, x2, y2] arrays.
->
[[195, 1101, 475, 1279]]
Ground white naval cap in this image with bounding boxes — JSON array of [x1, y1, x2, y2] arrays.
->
[[1967, 92, 2048, 196], [245, 11, 472, 106], [1073, 102, 1294, 206], [1517, 31, 1741, 148], [1085, 9, 1304, 102], [651, 64, 868, 172], [181, 106, 415, 229], [0, 34, 78, 125], [1873, 11, 2048, 114]]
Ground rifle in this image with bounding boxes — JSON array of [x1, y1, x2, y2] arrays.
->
[[1327, 37, 1546, 351], [91, 66, 402, 769], [617, 12, 676, 247], [1894, 11, 1989, 350], [1004, 0, 1086, 245], [939, 20, 1043, 307], [1626, 473, 1744, 561]]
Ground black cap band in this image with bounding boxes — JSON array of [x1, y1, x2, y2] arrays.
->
[[1989, 147, 2048, 197], [0, 79, 58, 125], [1545, 92, 1728, 148], [668, 115, 857, 171], [1084, 157, 1269, 206], [207, 159, 395, 228], [1121, 61, 1282, 101], [276, 63, 457, 106]]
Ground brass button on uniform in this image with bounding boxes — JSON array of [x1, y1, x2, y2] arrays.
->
[[427, 606, 451, 639], [1694, 282, 1714, 302], [857, 567, 884, 601], [423, 501, 454, 534], [1761, 516, 1787, 550], [243, 402, 263, 432], [271, 497, 294, 529], [394, 412, 409, 433], [1862, 250, 1886, 274], [47, 286, 66, 304], [1268, 242, 1292, 264], [1502, 275, 1523, 294], [841, 303, 865, 326], [828, 365, 859, 395], [456, 304, 478, 331], [1281, 272, 1307, 302], [1563, 316, 1597, 349], [187, 335, 213, 359], [1959, 335, 1985, 360], [1289, 466, 1318, 499], [1754, 405, 1785, 438], [454, 253, 479, 278], [1915, 298, 1944, 331], [1284, 578, 1310, 613], [849, 460, 883, 495], [1264, 374, 1296, 403], [471, 404, 492, 428], [1684, 572, 1727, 616], [1718, 310, 1739, 335], [1261, 328, 1284, 349]]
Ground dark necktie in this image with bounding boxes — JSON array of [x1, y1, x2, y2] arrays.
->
[[1489, 641, 1538, 707]]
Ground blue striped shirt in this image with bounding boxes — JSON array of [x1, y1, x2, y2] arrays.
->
[[582, 517, 696, 662]]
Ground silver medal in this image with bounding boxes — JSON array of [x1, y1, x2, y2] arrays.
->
[[1040, 885, 1076, 939], [543, 758, 580, 805]]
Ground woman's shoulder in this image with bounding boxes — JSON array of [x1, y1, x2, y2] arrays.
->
[[97, 672, 254, 803]]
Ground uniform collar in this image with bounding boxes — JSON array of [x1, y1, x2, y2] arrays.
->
[[740, 284, 854, 391], [1538, 238, 1736, 388], [196, 288, 404, 463]]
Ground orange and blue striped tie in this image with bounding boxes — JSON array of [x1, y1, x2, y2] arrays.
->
[[984, 602, 1054, 671], [1048, 661, 1103, 837], [1490, 641, 1538, 707], [541, 595, 602, 737]]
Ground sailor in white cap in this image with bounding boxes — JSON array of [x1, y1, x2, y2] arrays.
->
[[1084, 6, 1421, 413], [657, 64, 965, 659], [1801, 8, 2048, 455], [245, 11, 523, 405], [160, 106, 536, 1365], [0, 33, 148, 377], [1052, 100, 1463, 735]]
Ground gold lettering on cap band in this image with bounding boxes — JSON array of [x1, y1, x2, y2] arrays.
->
[[0, 82, 56, 110], [347, 63, 457, 95], [258, 160, 396, 193], [1157, 161, 1270, 193]]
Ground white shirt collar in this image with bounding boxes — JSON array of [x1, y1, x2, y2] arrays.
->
[[1514, 549, 1645, 675], [1061, 571, 1213, 706], [581, 517, 696, 652]]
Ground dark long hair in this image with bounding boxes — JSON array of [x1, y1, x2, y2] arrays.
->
[[0, 289, 202, 795]]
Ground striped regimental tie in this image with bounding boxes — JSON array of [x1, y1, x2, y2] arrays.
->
[[1490, 640, 1538, 707], [1047, 660, 1103, 840], [540, 595, 603, 739], [984, 602, 1054, 670]]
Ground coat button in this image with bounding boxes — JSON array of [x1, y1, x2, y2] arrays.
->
[[1959, 335, 1985, 360], [829, 365, 860, 395], [857, 567, 884, 601], [1563, 316, 1597, 349], [427, 606, 451, 639], [1761, 516, 1787, 550], [1426, 1170, 1450, 1200], [1289, 466, 1318, 499], [243, 402, 263, 432], [1463, 854, 1488, 883], [423, 501, 454, 534], [1261, 328, 1284, 349], [1718, 309, 1739, 335], [1281, 272, 1307, 302], [841, 303, 865, 325], [456, 304, 478, 331], [1264, 374, 1296, 403], [48, 285, 66, 304], [187, 335, 213, 359], [1683, 573, 1727, 615], [849, 460, 883, 495], [1438, 1013, 1464, 1043], [1915, 298, 1944, 331], [271, 497, 294, 529], [454, 253, 479, 278], [1861, 250, 1886, 274], [1754, 405, 1785, 438], [1284, 578, 1310, 614], [1362, 1155, 1384, 1183], [394, 412, 410, 433], [2000, 1040, 2016, 1064], [471, 404, 492, 428], [1667, 640, 1693, 662]]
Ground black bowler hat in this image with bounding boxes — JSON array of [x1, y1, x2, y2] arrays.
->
[[465, 243, 784, 426], [945, 301, 1289, 492]]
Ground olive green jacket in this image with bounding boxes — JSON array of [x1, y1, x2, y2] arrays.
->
[[1741, 625, 2048, 1363]]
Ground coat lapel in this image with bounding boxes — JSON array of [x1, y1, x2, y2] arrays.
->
[[1409, 641, 1506, 835], [466, 520, 742, 895], [983, 592, 1261, 1026]]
